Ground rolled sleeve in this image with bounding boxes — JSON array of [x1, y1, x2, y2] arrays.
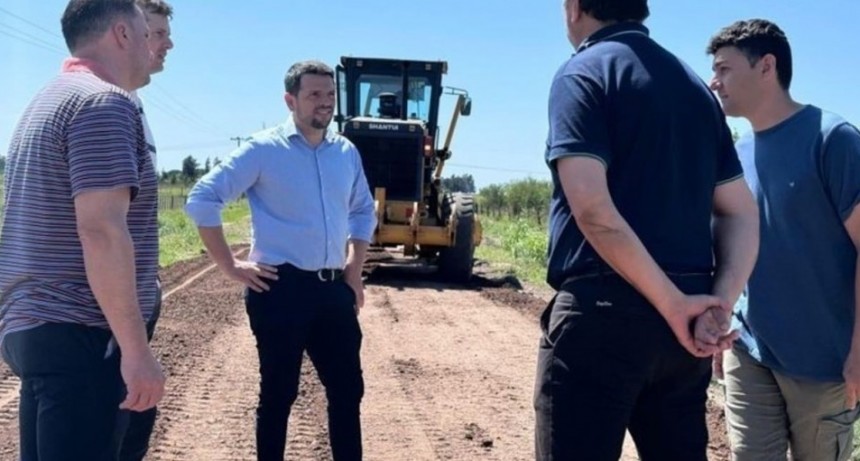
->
[[347, 148, 377, 242], [184, 143, 261, 227]]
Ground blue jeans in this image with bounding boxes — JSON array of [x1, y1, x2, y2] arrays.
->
[[245, 263, 364, 461], [2, 322, 126, 461]]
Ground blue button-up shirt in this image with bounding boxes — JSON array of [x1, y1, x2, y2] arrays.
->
[[184, 117, 376, 270]]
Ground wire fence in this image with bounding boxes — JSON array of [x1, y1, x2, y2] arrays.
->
[[158, 193, 188, 211]]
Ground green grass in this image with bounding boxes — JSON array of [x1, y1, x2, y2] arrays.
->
[[159, 200, 251, 267], [475, 215, 548, 285], [157, 185, 190, 195]]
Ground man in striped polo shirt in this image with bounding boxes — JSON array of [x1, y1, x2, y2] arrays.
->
[[0, 1, 165, 459]]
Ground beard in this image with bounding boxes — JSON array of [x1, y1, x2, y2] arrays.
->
[[310, 114, 332, 130]]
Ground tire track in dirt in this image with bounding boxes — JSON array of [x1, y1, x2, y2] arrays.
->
[[147, 321, 258, 460], [478, 271, 731, 461], [147, 259, 330, 461], [354, 287, 438, 460], [0, 254, 731, 460], [0, 368, 18, 459], [359, 275, 539, 461], [0, 252, 231, 457]]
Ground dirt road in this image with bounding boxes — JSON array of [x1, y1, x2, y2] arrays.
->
[[0, 254, 730, 460]]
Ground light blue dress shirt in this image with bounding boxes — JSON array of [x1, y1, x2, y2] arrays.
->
[[185, 117, 376, 270]]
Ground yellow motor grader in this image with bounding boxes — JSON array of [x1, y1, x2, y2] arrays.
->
[[335, 56, 481, 281]]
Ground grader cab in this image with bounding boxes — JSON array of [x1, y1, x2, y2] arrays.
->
[[335, 56, 481, 281]]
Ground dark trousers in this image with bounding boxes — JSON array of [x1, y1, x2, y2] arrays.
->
[[1, 322, 126, 461], [534, 275, 712, 461], [117, 278, 161, 461], [245, 264, 364, 461]]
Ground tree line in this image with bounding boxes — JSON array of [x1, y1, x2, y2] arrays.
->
[[477, 178, 552, 225], [159, 155, 220, 185], [441, 174, 552, 226]]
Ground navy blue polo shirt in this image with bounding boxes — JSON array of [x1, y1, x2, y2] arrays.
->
[[545, 22, 742, 290]]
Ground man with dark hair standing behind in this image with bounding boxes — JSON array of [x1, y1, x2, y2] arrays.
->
[[185, 60, 375, 461], [0, 1, 165, 460], [535, 0, 759, 459], [708, 19, 860, 461], [117, 1, 173, 460]]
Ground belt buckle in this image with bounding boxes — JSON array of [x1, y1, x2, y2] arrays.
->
[[317, 268, 335, 282]]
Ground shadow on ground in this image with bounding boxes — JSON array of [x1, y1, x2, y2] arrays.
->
[[364, 258, 548, 319], [365, 258, 522, 291]]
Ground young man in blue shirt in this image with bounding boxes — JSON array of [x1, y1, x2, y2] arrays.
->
[[118, 2, 174, 460], [535, 1, 759, 459], [708, 19, 860, 461], [185, 60, 376, 461]]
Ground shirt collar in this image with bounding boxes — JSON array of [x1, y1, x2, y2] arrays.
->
[[577, 22, 649, 53], [61, 57, 112, 81], [281, 115, 338, 145]]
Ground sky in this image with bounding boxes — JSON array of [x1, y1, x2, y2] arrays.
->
[[1, 1, 858, 189]]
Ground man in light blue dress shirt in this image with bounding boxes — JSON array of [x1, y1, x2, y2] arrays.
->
[[185, 60, 376, 461]]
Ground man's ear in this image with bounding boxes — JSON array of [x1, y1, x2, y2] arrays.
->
[[284, 92, 296, 111], [567, 0, 582, 22], [758, 54, 778, 82], [112, 21, 131, 49]]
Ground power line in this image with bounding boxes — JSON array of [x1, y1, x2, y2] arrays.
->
[[446, 162, 549, 176], [0, 26, 65, 57], [0, 22, 64, 52], [150, 82, 229, 135], [0, 7, 228, 140], [0, 6, 63, 40], [142, 93, 226, 137]]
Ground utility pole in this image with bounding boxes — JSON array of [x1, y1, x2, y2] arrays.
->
[[230, 136, 251, 147]]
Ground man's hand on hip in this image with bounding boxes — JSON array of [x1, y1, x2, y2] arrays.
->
[[225, 260, 279, 293]]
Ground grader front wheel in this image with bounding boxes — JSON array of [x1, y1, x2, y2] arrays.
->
[[438, 193, 476, 282]]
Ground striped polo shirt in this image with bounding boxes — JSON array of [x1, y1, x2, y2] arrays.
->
[[130, 92, 157, 172], [0, 66, 159, 343]]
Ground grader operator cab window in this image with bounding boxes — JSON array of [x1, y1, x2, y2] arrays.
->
[[356, 75, 431, 122]]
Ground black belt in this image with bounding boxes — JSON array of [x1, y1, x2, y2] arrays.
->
[[280, 263, 344, 282]]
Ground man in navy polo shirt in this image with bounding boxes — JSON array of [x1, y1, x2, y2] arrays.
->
[[533, 1, 760, 459]]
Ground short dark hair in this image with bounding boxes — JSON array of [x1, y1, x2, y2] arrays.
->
[[136, 0, 173, 19], [576, 0, 649, 23], [707, 19, 793, 90], [61, 0, 140, 52], [284, 60, 335, 95]]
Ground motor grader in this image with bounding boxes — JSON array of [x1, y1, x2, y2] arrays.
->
[[334, 56, 481, 281]]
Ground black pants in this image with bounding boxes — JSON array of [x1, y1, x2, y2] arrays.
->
[[534, 275, 712, 461], [117, 278, 161, 461], [1, 323, 126, 461], [245, 264, 364, 461]]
